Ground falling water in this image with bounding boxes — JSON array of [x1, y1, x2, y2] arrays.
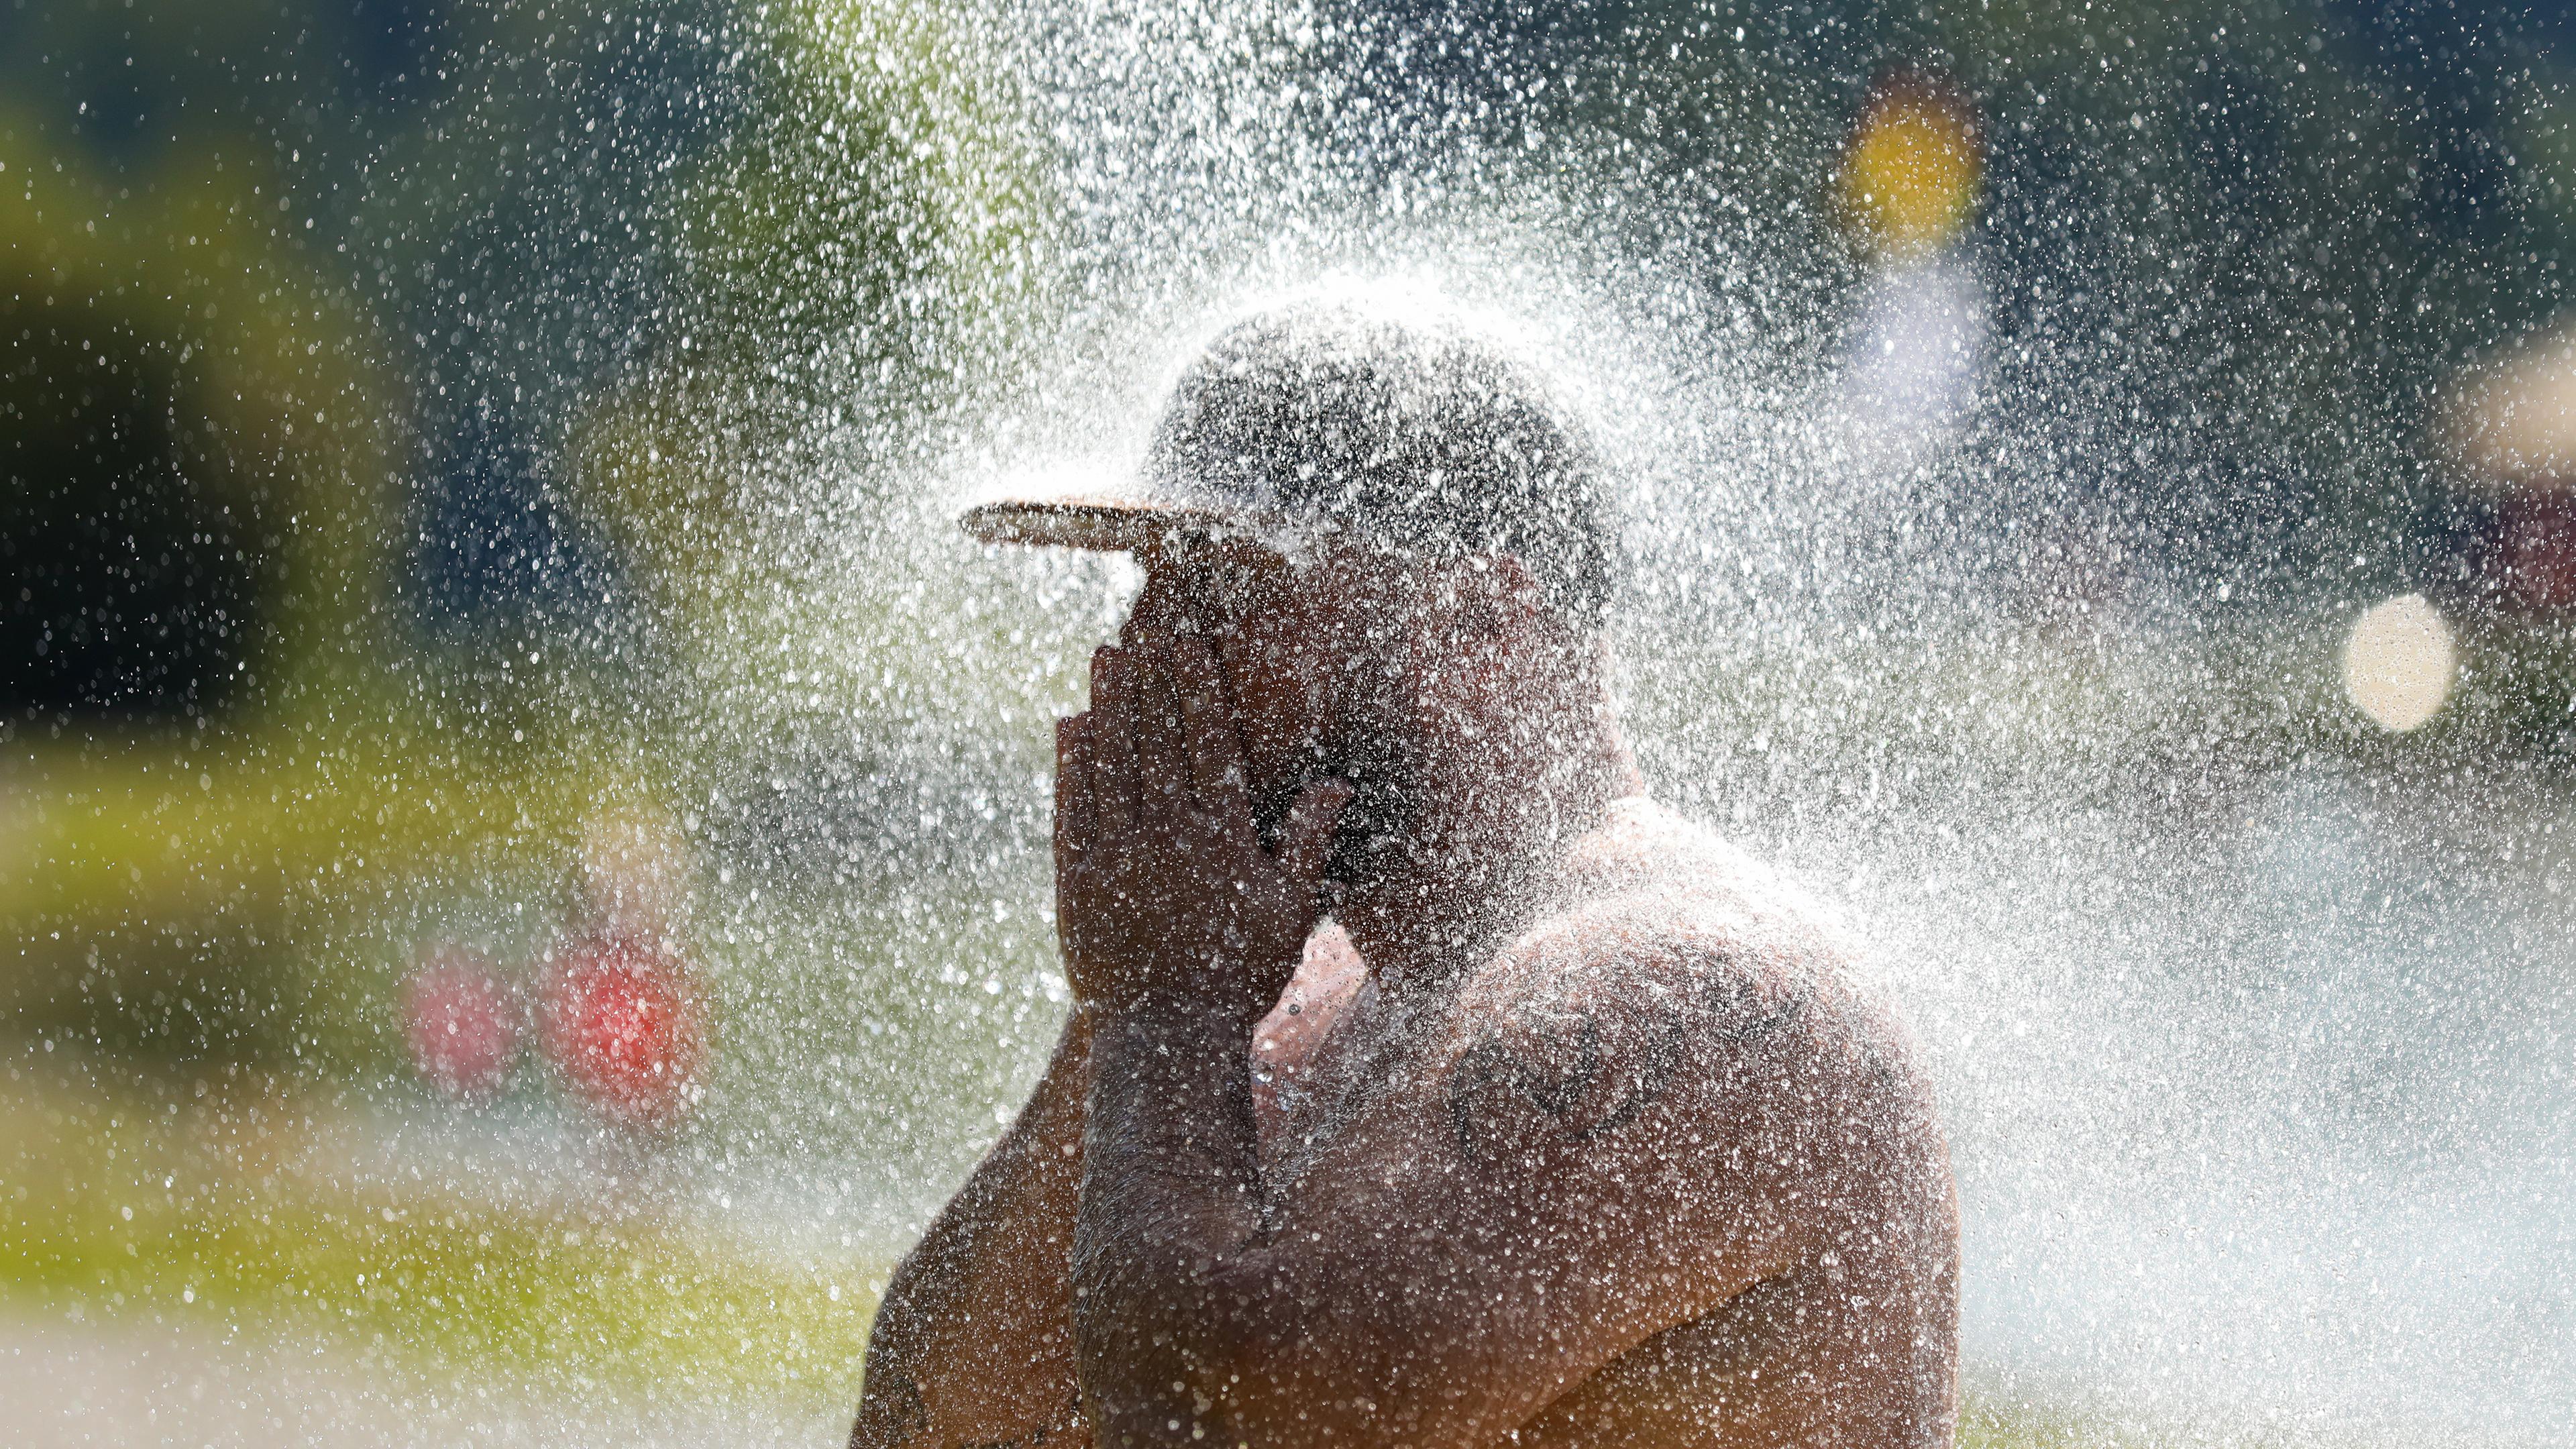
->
[[5, 0, 2575, 1444]]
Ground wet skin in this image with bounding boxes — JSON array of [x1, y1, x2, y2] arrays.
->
[[851, 539, 1960, 1449]]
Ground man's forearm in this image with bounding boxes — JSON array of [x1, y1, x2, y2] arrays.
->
[[855, 1012, 1095, 1449], [1071, 1006, 1279, 1447]]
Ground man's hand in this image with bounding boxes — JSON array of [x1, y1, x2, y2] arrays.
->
[[1055, 628, 1350, 1027]]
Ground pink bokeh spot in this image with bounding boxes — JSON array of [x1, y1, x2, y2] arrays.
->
[[402, 950, 521, 1102]]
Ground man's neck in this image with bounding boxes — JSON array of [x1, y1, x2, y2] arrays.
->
[[1333, 727, 1640, 1012]]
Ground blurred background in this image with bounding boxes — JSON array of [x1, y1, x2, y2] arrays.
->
[[5, 0, 2576, 1444]]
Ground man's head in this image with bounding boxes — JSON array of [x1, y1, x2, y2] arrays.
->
[[969, 300, 1613, 619], [1132, 301, 1612, 627], [974, 300, 1626, 896]]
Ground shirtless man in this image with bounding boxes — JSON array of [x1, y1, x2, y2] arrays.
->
[[853, 303, 1957, 1449]]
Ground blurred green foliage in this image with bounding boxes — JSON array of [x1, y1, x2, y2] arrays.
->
[[0, 106, 429, 1061], [0, 0, 1046, 1074], [680, 0, 1044, 394], [0, 126, 396, 699]]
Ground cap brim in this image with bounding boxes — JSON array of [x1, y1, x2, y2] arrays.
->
[[960, 495, 1253, 551]]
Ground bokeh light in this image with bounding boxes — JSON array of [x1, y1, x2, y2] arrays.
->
[[1834, 67, 1983, 263], [2342, 593, 2457, 733]]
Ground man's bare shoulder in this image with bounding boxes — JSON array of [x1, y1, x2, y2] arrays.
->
[[1438, 799, 1923, 1169], [1556, 797, 1860, 951], [1501, 796, 1866, 1007]]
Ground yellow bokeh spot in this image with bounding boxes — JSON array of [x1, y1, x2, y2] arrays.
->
[[1837, 85, 1983, 261]]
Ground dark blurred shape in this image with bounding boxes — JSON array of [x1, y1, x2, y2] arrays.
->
[[1344, 0, 1595, 143], [411, 418, 614, 638], [341, 0, 459, 97], [2489, 494, 2576, 610], [0, 0, 461, 174], [2443, 317, 2576, 610], [402, 945, 522, 1101], [1, 292, 267, 720]]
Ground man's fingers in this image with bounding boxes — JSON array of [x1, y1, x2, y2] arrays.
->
[[1120, 550, 1199, 647], [1054, 714, 1095, 858], [1089, 647, 1141, 834], [1127, 629, 1192, 816], [1173, 636, 1253, 837], [1275, 777, 1355, 900]]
